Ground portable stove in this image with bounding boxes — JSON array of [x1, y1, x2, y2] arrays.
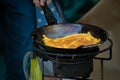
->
[[33, 38, 113, 80]]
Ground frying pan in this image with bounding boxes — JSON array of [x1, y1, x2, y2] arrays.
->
[[32, 1, 108, 54]]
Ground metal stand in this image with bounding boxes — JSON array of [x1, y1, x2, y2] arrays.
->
[[33, 38, 113, 80], [94, 38, 113, 80]]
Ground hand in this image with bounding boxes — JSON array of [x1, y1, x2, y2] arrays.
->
[[33, 0, 52, 7]]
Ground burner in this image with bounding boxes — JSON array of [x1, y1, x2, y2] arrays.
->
[[33, 38, 113, 80]]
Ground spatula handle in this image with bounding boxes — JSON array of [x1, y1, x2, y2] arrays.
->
[[41, 1, 57, 25]]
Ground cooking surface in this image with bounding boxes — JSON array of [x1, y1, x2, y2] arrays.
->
[[32, 23, 108, 55]]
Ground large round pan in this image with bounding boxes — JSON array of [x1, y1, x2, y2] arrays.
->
[[32, 1, 108, 54], [32, 23, 108, 54]]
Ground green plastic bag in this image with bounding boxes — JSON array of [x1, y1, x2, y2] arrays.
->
[[29, 57, 42, 80]]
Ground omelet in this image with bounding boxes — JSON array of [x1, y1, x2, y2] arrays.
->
[[42, 32, 100, 49]]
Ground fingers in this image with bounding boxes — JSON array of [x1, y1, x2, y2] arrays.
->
[[40, 0, 45, 6], [46, 0, 52, 5], [33, 0, 52, 7], [33, 0, 40, 7], [40, 0, 52, 6]]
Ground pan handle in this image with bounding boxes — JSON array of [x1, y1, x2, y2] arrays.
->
[[41, 1, 57, 25], [53, 0, 67, 23]]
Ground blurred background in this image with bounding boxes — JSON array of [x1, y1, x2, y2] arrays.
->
[[77, 0, 120, 80], [58, 0, 100, 22], [0, 0, 120, 80]]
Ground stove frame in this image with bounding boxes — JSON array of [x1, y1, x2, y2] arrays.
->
[[33, 38, 113, 80]]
